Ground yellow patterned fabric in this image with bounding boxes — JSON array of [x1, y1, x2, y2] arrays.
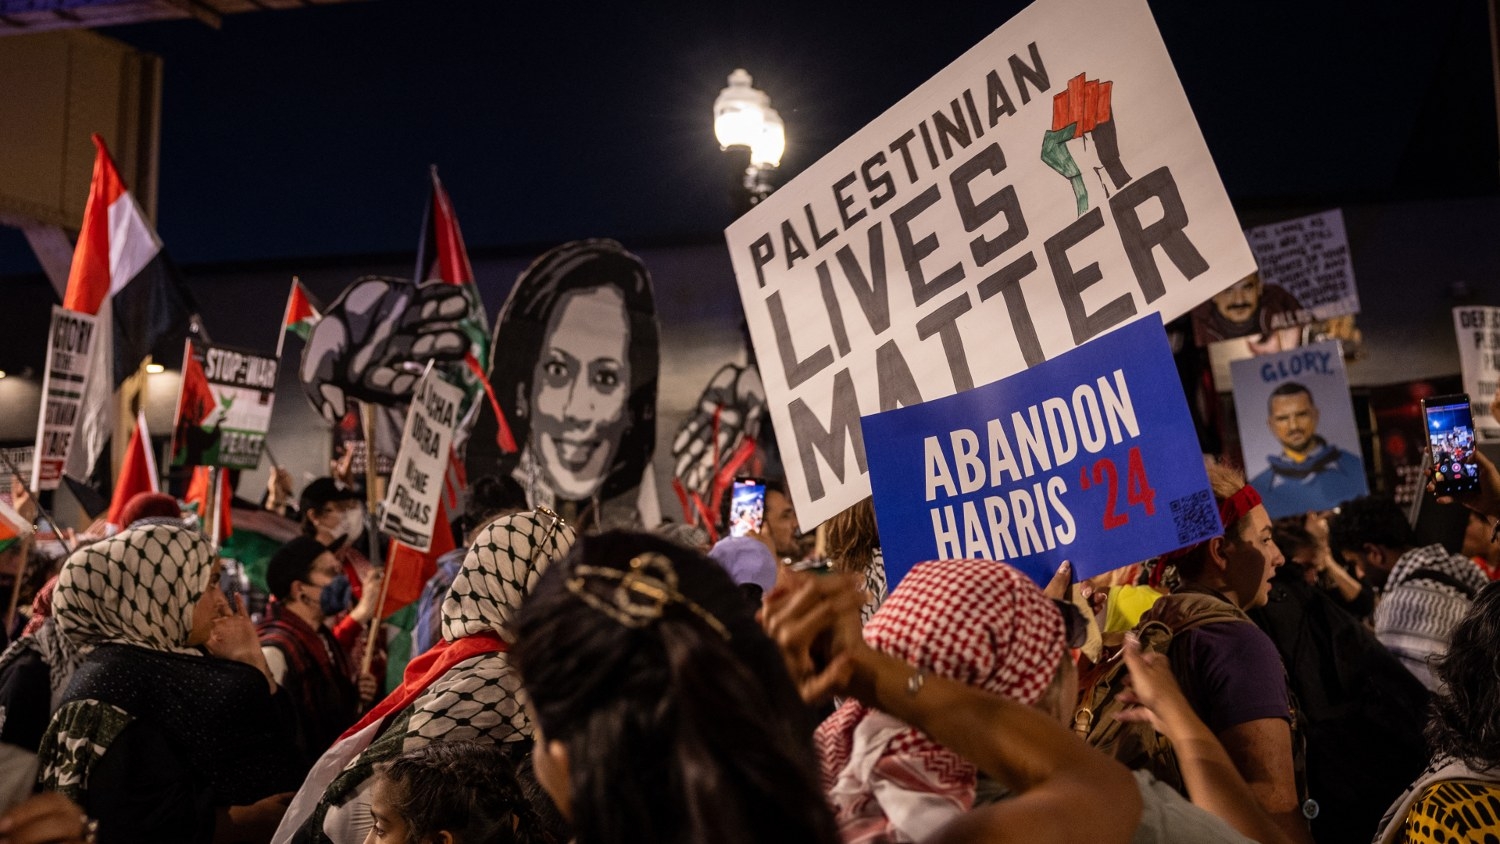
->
[[1401, 779, 1500, 843]]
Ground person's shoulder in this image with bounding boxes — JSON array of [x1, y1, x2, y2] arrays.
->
[[1177, 617, 1282, 675]]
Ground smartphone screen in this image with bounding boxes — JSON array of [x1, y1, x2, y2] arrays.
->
[[1423, 394, 1481, 496], [729, 478, 766, 538]]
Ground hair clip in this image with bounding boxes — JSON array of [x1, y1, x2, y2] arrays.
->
[[529, 506, 566, 567], [566, 551, 731, 640]]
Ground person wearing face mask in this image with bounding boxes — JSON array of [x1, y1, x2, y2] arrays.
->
[[299, 478, 387, 695], [260, 538, 383, 769]]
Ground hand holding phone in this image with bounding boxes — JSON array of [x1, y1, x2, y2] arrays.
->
[[729, 478, 766, 538], [1422, 394, 1482, 497]]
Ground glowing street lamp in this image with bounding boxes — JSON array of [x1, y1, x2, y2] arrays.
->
[[714, 69, 784, 209]]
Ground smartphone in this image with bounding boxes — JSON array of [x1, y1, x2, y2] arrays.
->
[[729, 478, 766, 538], [1422, 394, 1482, 497]]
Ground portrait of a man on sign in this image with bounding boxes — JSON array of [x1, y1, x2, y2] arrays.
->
[[1190, 272, 1309, 349], [1231, 340, 1368, 519]]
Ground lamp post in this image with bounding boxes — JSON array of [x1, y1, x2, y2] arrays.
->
[[714, 69, 785, 215]]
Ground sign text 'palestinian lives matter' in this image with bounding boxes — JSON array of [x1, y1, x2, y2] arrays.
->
[[726, 0, 1255, 525]]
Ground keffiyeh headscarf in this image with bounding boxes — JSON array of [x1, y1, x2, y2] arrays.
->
[[302, 510, 580, 835], [52, 524, 216, 655], [440, 509, 577, 644], [816, 559, 1066, 844]]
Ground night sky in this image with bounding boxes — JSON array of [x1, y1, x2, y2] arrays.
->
[[0, 0, 1494, 273]]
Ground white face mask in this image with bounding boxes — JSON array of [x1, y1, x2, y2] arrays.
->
[[337, 506, 365, 543]]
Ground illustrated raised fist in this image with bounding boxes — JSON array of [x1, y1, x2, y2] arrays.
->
[[301, 276, 471, 421], [671, 362, 767, 500]]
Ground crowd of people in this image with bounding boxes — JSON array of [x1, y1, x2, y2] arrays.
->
[[2, 408, 1500, 844]]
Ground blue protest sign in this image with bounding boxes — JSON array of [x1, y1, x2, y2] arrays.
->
[[862, 314, 1221, 588]]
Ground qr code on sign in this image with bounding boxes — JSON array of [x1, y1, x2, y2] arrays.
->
[[1170, 490, 1217, 544]]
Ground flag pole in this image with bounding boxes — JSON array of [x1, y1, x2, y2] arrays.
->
[[4, 542, 28, 635], [360, 401, 392, 677], [208, 465, 225, 551], [0, 451, 74, 556]]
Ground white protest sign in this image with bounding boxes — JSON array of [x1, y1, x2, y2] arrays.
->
[[725, 0, 1256, 526], [379, 365, 462, 552], [32, 307, 100, 491], [1245, 209, 1359, 320], [1454, 306, 1500, 442], [0, 446, 34, 506]]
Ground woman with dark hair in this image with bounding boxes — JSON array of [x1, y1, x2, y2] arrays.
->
[[511, 531, 839, 844], [365, 740, 542, 844], [1374, 581, 1500, 843], [471, 239, 660, 530], [275, 510, 576, 844]]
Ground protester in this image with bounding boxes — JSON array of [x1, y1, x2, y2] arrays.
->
[[510, 530, 839, 844], [1250, 517, 1431, 843], [275, 509, 576, 844], [1096, 464, 1312, 844], [259, 537, 380, 767], [1458, 508, 1500, 580], [1273, 513, 1374, 618], [35, 523, 300, 842], [1373, 581, 1500, 843], [412, 474, 529, 655], [366, 740, 542, 844], [1328, 495, 1487, 690], [758, 478, 802, 561], [763, 566, 1290, 843], [298, 477, 387, 688], [708, 535, 779, 606], [822, 496, 887, 623]]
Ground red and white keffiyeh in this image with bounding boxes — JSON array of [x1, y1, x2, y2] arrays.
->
[[815, 559, 1066, 843]]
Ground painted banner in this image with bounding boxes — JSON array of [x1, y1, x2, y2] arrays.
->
[[172, 340, 279, 470], [725, 0, 1256, 527], [1454, 306, 1500, 442], [379, 365, 463, 552], [1231, 339, 1367, 519], [862, 315, 1220, 587], [32, 307, 100, 490]]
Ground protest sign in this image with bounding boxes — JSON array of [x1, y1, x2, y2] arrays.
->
[[32, 307, 99, 490], [171, 340, 279, 470], [1246, 209, 1358, 318], [1231, 339, 1367, 519], [863, 315, 1220, 587], [1454, 306, 1500, 442], [379, 365, 463, 552], [725, 0, 1256, 527], [0, 446, 33, 506]]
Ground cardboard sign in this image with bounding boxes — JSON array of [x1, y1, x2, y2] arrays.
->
[[1231, 339, 1367, 519], [172, 340, 279, 470], [1247, 209, 1358, 318], [32, 307, 100, 490], [1454, 306, 1500, 442], [725, 0, 1256, 526], [379, 366, 463, 552], [863, 315, 1220, 587], [0, 446, 34, 506]]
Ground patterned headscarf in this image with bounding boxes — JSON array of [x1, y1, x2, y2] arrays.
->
[[52, 524, 216, 655], [816, 559, 1066, 844], [307, 510, 580, 829], [441, 509, 577, 644]]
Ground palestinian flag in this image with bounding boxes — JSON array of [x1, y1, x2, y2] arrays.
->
[[276, 277, 323, 358], [185, 464, 233, 545], [0, 500, 33, 555], [62, 134, 197, 485], [105, 410, 160, 528], [415, 167, 514, 453], [170, 339, 217, 466]]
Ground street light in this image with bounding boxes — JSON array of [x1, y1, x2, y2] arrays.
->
[[714, 69, 784, 211]]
